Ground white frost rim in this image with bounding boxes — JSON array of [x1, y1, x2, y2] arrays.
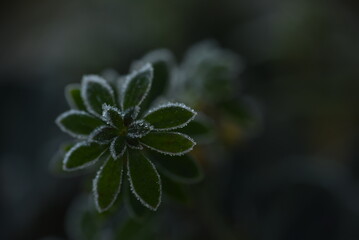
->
[[81, 75, 115, 118], [140, 132, 196, 156], [93, 155, 124, 212], [55, 110, 97, 139], [143, 102, 197, 131], [121, 63, 153, 110], [110, 137, 127, 160], [63, 141, 104, 172], [127, 151, 162, 211]]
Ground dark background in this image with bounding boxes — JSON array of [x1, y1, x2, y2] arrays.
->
[[1, 0, 359, 239]]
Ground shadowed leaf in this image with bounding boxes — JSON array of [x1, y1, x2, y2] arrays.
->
[[127, 150, 161, 210], [93, 155, 124, 212]]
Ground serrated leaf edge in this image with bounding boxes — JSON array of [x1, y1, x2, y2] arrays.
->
[[140, 132, 196, 156], [64, 83, 82, 110], [81, 75, 115, 118], [155, 157, 204, 184], [93, 155, 124, 213], [126, 152, 162, 211], [144, 102, 197, 131], [130, 48, 175, 72]]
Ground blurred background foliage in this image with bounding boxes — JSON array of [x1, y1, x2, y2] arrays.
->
[[1, 0, 359, 239]]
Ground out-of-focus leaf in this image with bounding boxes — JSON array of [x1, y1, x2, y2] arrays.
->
[[149, 151, 203, 183], [160, 173, 188, 203], [65, 84, 87, 111], [178, 114, 214, 143]]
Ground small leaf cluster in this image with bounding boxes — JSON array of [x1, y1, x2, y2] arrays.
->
[[56, 63, 202, 213]]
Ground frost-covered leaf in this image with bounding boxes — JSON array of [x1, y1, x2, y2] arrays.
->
[[144, 103, 196, 130], [110, 136, 127, 159], [122, 64, 153, 110], [89, 125, 118, 144], [124, 182, 149, 220], [140, 132, 196, 156], [150, 151, 203, 183], [56, 110, 104, 139], [160, 173, 188, 203], [127, 150, 161, 210], [127, 120, 153, 138], [126, 137, 143, 150], [123, 106, 140, 126], [178, 114, 214, 143], [64, 141, 106, 171], [102, 104, 125, 130], [65, 84, 87, 111], [131, 49, 174, 111], [93, 155, 124, 212], [82, 75, 115, 117]]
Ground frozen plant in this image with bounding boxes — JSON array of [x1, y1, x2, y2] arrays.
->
[[55, 63, 202, 213]]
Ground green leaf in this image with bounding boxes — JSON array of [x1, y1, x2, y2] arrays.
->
[[124, 182, 149, 220], [127, 150, 161, 210], [131, 49, 174, 111], [64, 141, 106, 171], [127, 120, 153, 138], [123, 106, 140, 126], [150, 151, 203, 183], [56, 110, 105, 138], [178, 114, 214, 143], [126, 137, 143, 150], [89, 126, 118, 144], [102, 105, 125, 130], [140, 132, 196, 156], [122, 64, 153, 110], [65, 84, 87, 111], [160, 173, 188, 203], [144, 103, 196, 130], [93, 155, 124, 212], [110, 136, 127, 159], [82, 75, 115, 117]]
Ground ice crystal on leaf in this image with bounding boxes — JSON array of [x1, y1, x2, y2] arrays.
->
[[55, 63, 202, 213]]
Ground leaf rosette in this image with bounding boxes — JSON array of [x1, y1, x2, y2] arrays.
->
[[55, 63, 202, 213]]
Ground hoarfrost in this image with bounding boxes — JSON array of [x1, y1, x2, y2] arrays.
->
[[126, 152, 162, 211]]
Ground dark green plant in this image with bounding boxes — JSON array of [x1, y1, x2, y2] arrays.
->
[[55, 63, 202, 213]]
